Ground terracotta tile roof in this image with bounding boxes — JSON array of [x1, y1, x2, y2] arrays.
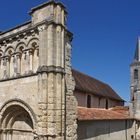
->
[[72, 69, 124, 101], [110, 106, 129, 114], [77, 107, 131, 121]]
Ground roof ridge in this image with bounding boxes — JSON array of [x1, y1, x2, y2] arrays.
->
[[72, 69, 109, 86], [72, 68, 124, 101]]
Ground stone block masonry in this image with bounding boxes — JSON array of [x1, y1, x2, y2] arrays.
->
[[0, 1, 77, 140]]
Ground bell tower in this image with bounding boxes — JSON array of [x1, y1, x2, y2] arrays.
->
[[130, 38, 140, 118]]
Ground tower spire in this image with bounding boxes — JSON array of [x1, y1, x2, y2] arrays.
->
[[134, 37, 140, 62], [130, 37, 140, 118]]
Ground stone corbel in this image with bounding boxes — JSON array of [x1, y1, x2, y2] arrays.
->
[[16, 35, 20, 42], [23, 32, 28, 39], [8, 38, 13, 43], [3, 40, 7, 47], [30, 29, 36, 36], [38, 24, 47, 32]]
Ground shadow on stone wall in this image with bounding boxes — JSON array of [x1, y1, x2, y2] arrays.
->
[[77, 119, 134, 140]]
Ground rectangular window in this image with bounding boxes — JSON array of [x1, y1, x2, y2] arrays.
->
[[87, 95, 91, 108]]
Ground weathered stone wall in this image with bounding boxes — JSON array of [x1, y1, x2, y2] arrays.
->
[[65, 35, 77, 140], [0, 1, 77, 140], [77, 119, 135, 140], [0, 76, 38, 110]]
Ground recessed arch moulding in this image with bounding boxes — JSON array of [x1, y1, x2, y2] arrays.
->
[[0, 99, 38, 140]]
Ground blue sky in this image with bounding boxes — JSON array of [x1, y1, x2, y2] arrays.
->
[[0, 0, 140, 103]]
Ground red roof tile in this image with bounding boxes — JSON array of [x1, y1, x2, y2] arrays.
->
[[77, 107, 131, 121]]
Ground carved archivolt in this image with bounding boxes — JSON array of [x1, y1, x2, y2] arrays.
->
[[0, 99, 37, 140], [0, 38, 39, 79]]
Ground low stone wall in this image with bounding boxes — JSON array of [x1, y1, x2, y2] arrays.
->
[[77, 119, 135, 140]]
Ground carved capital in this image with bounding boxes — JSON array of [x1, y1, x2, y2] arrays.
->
[[29, 49, 33, 55], [16, 52, 22, 59], [30, 29, 36, 36], [5, 56, 10, 62]]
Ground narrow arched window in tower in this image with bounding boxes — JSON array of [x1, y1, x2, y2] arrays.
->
[[134, 69, 139, 80], [87, 95, 91, 108], [106, 99, 108, 109]]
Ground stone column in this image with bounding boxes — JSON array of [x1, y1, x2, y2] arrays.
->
[[31, 1, 75, 139], [6, 56, 10, 78], [56, 26, 61, 67], [0, 58, 4, 79], [47, 25, 54, 66], [37, 72, 48, 137], [10, 55, 14, 77], [2, 58, 6, 79], [33, 48, 39, 73], [13, 55, 19, 77], [21, 51, 25, 75], [2, 130, 6, 140], [56, 5, 62, 24], [38, 24, 48, 67], [37, 23, 66, 139], [7, 130, 12, 140], [26, 50, 30, 74], [61, 28, 65, 68], [16, 53, 21, 75], [29, 49, 33, 73], [22, 50, 30, 75]]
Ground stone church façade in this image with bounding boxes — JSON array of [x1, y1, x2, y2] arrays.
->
[[0, 1, 77, 139], [0, 1, 140, 140]]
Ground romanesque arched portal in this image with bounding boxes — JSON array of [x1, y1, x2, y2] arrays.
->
[[0, 100, 36, 140]]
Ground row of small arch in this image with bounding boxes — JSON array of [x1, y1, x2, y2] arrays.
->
[[0, 38, 39, 57]]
